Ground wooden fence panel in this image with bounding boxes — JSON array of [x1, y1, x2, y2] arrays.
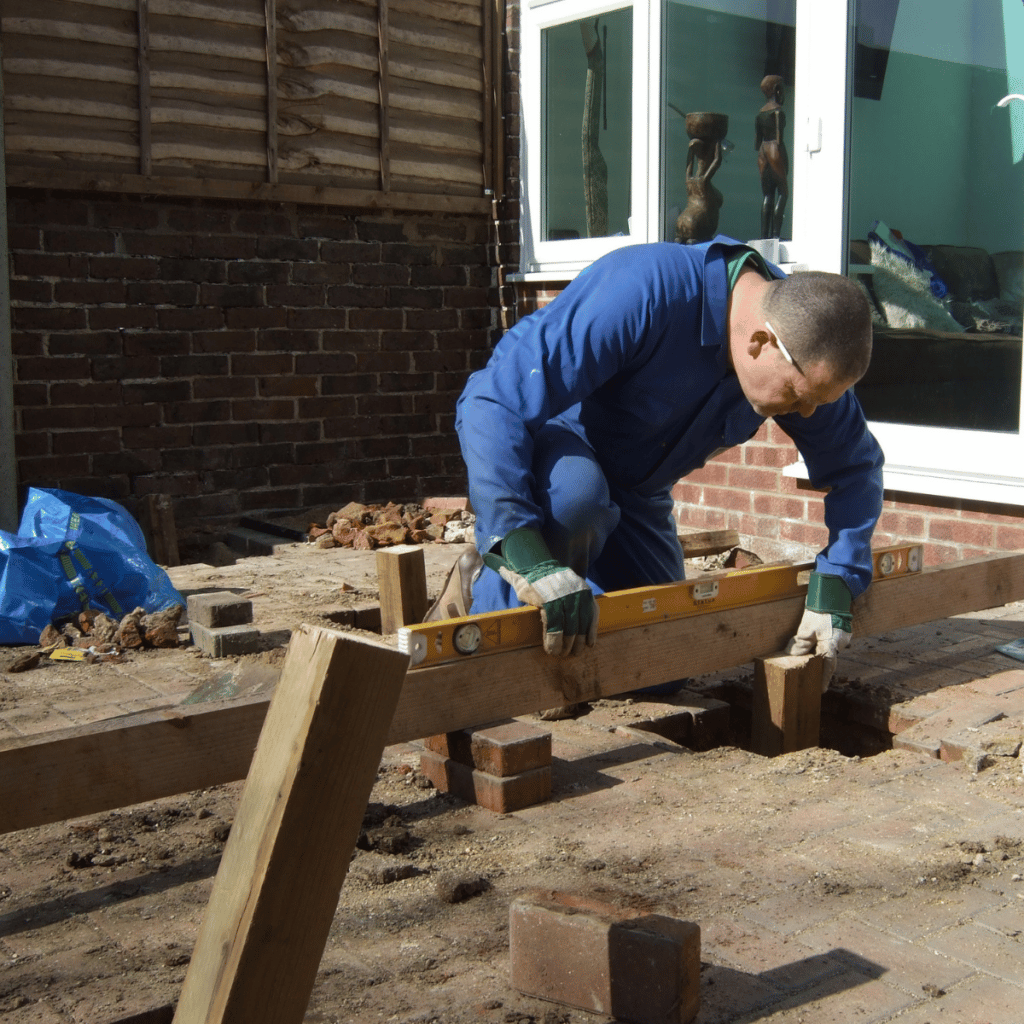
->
[[0, 0, 492, 208]]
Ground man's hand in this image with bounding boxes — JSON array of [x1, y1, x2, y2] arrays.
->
[[785, 572, 853, 690], [485, 528, 598, 657]]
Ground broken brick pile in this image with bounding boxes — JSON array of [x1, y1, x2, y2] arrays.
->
[[3, 605, 186, 671], [307, 500, 473, 551]]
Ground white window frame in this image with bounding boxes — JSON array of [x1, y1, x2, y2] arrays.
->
[[786, 0, 1024, 505], [520, 0, 655, 276], [520, 0, 1024, 506]]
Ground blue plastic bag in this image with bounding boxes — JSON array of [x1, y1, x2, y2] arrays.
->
[[868, 220, 948, 299], [0, 487, 184, 645]]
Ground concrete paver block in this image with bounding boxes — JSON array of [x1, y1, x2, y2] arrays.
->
[[419, 749, 550, 812], [423, 719, 551, 777], [509, 890, 701, 1024], [186, 591, 253, 628], [189, 621, 260, 657]]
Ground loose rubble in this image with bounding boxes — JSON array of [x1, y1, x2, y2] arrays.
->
[[306, 500, 475, 550], [10, 604, 187, 669]]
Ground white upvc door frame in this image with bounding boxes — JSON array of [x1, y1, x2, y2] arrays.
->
[[786, 0, 1024, 505], [789, 0, 853, 274], [520, 0, 653, 276]]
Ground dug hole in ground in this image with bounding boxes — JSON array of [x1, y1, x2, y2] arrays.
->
[[1, 503, 1023, 1024]]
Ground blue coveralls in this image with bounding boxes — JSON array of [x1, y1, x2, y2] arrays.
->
[[456, 237, 884, 614]]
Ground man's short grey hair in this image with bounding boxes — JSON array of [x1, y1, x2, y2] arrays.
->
[[762, 271, 873, 381]]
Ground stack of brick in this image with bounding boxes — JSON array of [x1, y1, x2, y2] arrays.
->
[[419, 719, 552, 813], [187, 591, 260, 657]]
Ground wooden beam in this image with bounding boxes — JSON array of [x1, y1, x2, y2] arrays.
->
[[173, 627, 408, 1024], [0, 697, 269, 834], [376, 544, 427, 634], [750, 652, 824, 756], [678, 529, 741, 559], [4, 169, 492, 216], [265, 0, 278, 184], [137, 0, 151, 175], [377, 0, 390, 192], [4, 552, 1024, 833]]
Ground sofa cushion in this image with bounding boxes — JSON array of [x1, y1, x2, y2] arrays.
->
[[991, 251, 1023, 305], [923, 245, 999, 302]]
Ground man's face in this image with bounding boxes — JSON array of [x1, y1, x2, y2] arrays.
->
[[737, 334, 857, 419]]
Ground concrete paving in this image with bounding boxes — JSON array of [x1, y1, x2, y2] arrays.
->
[[1, 547, 1023, 1023]]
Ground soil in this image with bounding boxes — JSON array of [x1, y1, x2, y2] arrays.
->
[[2, 512, 1023, 1024]]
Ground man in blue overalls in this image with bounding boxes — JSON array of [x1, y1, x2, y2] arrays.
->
[[437, 235, 884, 691]]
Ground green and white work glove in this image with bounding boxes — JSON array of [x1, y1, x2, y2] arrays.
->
[[484, 527, 598, 657], [785, 571, 853, 691]]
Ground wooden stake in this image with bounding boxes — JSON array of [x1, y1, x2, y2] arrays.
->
[[376, 544, 427, 634], [172, 626, 408, 1024], [750, 652, 824, 756]]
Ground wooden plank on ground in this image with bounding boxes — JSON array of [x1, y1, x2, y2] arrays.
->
[[172, 626, 408, 1024], [750, 652, 824, 756], [4, 552, 1024, 833]]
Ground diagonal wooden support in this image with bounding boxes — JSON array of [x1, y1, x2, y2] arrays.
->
[[171, 625, 408, 1024], [4, 552, 1024, 834], [750, 652, 825, 756]]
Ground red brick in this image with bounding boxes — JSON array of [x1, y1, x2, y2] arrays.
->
[[509, 890, 700, 1023], [724, 466, 778, 493], [419, 749, 550, 812], [424, 719, 551, 777], [929, 516, 996, 548], [708, 445, 742, 464], [995, 522, 1024, 550], [743, 442, 795, 468], [423, 496, 472, 511], [701, 485, 751, 513], [752, 493, 806, 519], [686, 463, 728, 486]]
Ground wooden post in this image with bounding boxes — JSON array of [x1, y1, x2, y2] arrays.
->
[[750, 652, 824, 756], [376, 544, 427, 634], [145, 493, 180, 567], [172, 626, 408, 1024], [137, 0, 152, 176]]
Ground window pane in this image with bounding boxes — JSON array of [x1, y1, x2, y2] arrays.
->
[[662, 0, 796, 245], [542, 9, 633, 241], [850, 0, 1024, 433]]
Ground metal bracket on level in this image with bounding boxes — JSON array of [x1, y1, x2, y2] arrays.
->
[[399, 544, 923, 669]]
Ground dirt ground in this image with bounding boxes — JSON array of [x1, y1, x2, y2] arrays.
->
[[2, 512, 1024, 1024]]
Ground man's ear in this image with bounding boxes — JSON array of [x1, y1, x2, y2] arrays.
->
[[747, 329, 771, 358]]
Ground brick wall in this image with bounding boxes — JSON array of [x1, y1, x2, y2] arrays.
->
[[674, 420, 1024, 567], [7, 189, 495, 528]]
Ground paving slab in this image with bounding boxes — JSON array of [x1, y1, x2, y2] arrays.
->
[[1, 544, 1024, 1023]]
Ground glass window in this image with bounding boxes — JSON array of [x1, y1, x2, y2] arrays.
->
[[849, 0, 1024, 434], [542, 9, 634, 241], [662, 0, 796, 246]]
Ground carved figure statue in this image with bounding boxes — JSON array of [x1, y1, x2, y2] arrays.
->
[[755, 74, 788, 238], [675, 112, 728, 244], [580, 19, 608, 238]]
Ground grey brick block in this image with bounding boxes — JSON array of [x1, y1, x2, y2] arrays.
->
[[190, 620, 260, 657], [187, 591, 253, 628]]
